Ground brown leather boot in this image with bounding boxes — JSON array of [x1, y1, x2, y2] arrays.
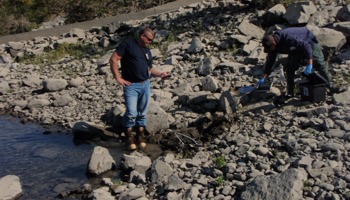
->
[[137, 126, 147, 149], [126, 128, 136, 150]]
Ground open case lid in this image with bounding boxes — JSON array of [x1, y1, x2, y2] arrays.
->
[[301, 72, 328, 84]]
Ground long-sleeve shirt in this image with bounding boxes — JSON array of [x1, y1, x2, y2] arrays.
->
[[264, 27, 317, 75]]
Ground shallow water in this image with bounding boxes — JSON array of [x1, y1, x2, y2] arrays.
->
[[0, 115, 125, 199]]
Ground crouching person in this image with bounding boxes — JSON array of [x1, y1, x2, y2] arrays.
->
[[257, 27, 343, 97]]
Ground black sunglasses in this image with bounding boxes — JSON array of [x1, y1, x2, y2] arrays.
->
[[143, 34, 153, 42]]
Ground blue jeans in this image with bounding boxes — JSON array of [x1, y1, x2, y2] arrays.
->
[[122, 80, 150, 128]]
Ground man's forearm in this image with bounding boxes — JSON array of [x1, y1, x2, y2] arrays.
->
[[110, 64, 121, 80], [150, 68, 160, 77]]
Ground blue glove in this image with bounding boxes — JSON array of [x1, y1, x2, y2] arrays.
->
[[304, 64, 312, 75], [257, 78, 265, 87]]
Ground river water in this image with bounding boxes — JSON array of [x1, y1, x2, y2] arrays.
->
[[0, 115, 125, 199]]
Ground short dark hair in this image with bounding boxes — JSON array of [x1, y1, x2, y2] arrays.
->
[[262, 34, 274, 53]]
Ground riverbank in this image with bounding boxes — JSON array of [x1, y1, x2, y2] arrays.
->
[[1, 0, 350, 199]]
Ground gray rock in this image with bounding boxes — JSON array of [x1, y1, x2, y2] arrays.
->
[[321, 142, 345, 151], [283, 1, 316, 25], [219, 90, 236, 116], [88, 187, 114, 200], [201, 76, 218, 92], [22, 74, 41, 88], [262, 4, 286, 27], [56, 37, 79, 44], [238, 20, 264, 39], [166, 174, 186, 190], [240, 168, 307, 200], [333, 21, 350, 37], [307, 25, 346, 49], [307, 167, 334, 178], [151, 89, 174, 110], [308, 10, 330, 27], [333, 88, 350, 105], [185, 186, 200, 199], [256, 146, 269, 156], [296, 155, 314, 168], [0, 66, 10, 76], [0, 81, 10, 94], [43, 79, 68, 91], [336, 4, 350, 21], [129, 170, 146, 184], [68, 77, 84, 87], [197, 56, 220, 76], [147, 99, 169, 133], [68, 28, 86, 39], [121, 151, 152, 174], [8, 41, 25, 51], [53, 93, 73, 107], [151, 159, 173, 184], [187, 37, 203, 53], [187, 91, 211, 104], [327, 129, 345, 138], [0, 175, 23, 200], [27, 98, 50, 109], [87, 146, 115, 175]]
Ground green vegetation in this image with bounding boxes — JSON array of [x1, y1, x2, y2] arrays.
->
[[302, 180, 313, 188], [112, 179, 124, 185], [182, 149, 196, 159], [164, 31, 177, 43], [216, 175, 224, 186], [0, 0, 56, 36], [214, 155, 227, 169], [0, 0, 176, 37], [345, 191, 350, 199], [17, 43, 102, 65]]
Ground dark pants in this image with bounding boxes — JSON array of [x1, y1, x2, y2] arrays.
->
[[282, 42, 332, 95]]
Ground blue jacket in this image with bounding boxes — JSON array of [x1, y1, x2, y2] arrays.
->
[[264, 27, 317, 75]]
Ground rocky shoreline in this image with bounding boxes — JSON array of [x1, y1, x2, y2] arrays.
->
[[1, 0, 350, 199]]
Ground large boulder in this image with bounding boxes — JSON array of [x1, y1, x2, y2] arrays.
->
[[240, 168, 308, 200], [146, 99, 169, 133], [283, 1, 317, 25], [307, 25, 346, 49]]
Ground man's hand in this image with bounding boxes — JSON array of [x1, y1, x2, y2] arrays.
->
[[304, 64, 312, 75], [257, 77, 265, 87], [116, 77, 131, 87], [160, 72, 170, 79]]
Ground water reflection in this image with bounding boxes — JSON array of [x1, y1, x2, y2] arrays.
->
[[0, 115, 124, 199]]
